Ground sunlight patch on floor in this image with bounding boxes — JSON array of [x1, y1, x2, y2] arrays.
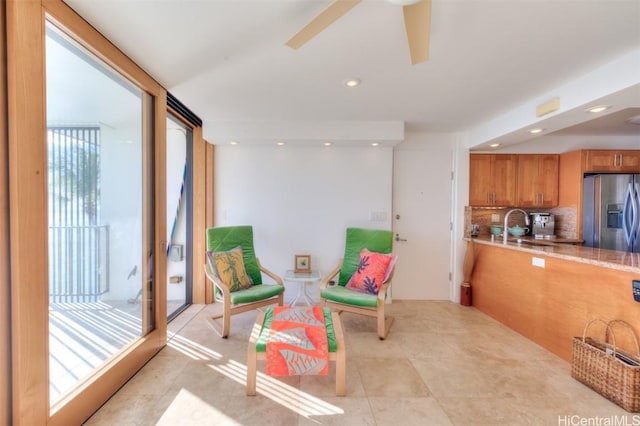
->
[[209, 359, 344, 418], [156, 388, 241, 425], [166, 335, 224, 361]]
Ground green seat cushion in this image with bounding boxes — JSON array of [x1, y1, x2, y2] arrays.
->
[[256, 307, 337, 353], [207, 226, 262, 285], [229, 284, 284, 305], [338, 228, 393, 286], [320, 285, 378, 308]]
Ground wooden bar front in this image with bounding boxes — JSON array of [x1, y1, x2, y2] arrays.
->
[[471, 243, 640, 361]]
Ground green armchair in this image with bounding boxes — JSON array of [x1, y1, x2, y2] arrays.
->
[[204, 226, 284, 338], [319, 228, 396, 340]]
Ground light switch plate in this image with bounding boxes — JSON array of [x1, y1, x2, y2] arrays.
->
[[532, 257, 545, 268], [370, 211, 387, 222], [169, 244, 183, 262], [491, 214, 500, 222]]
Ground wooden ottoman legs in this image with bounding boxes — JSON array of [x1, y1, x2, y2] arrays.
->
[[332, 312, 346, 396], [246, 312, 264, 396]]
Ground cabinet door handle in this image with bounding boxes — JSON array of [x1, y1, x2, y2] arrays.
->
[[540, 193, 544, 204], [614, 153, 622, 167]]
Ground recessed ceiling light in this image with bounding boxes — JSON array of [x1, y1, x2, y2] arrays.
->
[[344, 78, 361, 88], [528, 128, 544, 134], [387, 0, 422, 4], [626, 114, 640, 126], [586, 105, 610, 113], [371, 142, 380, 147], [323, 142, 333, 146], [276, 141, 286, 146], [489, 143, 500, 148], [230, 141, 239, 145]]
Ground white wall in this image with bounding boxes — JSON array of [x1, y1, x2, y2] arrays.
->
[[451, 134, 470, 303], [214, 145, 393, 303]]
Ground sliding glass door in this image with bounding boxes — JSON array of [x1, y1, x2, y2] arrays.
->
[[166, 114, 193, 320], [46, 21, 154, 405], [9, 1, 167, 422]]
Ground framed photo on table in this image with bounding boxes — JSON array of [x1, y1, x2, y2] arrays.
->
[[294, 254, 311, 273]]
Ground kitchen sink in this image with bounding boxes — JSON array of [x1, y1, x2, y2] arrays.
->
[[508, 238, 556, 246]]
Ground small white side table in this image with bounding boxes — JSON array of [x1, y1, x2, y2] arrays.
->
[[284, 270, 322, 306]]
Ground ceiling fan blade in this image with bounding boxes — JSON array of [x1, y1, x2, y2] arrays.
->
[[403, 0, 431, 65], [286, 0, 362, 50]]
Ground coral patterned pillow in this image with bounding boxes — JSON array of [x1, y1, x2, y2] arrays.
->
[[345, 249, 397, 295], [206, 246, 253, 292]]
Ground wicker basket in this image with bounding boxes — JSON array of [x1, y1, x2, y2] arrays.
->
[[571, 319, 640, 412]]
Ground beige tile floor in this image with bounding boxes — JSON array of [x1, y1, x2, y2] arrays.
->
[[85, 301, 632, 426]]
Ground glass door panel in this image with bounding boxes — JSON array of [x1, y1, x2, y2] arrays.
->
[[46, 21, 154, 405], [166, 115, 192, 319]]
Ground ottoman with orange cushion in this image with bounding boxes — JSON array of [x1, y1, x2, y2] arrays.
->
[[246, 306, 346, 396]]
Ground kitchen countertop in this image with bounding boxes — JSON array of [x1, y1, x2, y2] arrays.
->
[[503, 236, 584, 245], [469, 236, 640, 273]]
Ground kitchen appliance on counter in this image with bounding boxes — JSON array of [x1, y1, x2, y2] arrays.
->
[[530, 212, 555, 239], [583, 174, 640, 253]]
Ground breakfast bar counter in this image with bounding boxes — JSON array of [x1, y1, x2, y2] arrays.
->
[[467, 237, 640, 362], [470, 236, 640, 273]]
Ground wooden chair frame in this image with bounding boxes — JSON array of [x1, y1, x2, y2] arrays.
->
[[204, 258, 284, 338], [319, 260, 395, 340]]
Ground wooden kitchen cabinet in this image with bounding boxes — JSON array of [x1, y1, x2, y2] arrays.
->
[[583, 150, 640, 173], [469, 154, 517, 206], [516, 154, 559, 207]]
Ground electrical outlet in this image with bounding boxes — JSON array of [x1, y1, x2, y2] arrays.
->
[[532, 257, 545, 268], [633, 280, 640, 302], [491, 214, 500, 222]]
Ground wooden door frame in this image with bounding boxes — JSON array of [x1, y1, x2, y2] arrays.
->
[[166, 108, 208, 304], [0, 0, 11, 423], [7, 0, 167, 424]]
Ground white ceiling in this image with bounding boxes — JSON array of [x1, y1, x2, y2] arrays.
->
[[63, 0, 640, 147]]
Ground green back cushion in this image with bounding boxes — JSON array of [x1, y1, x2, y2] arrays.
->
[[338, 228, 393, 286], [206, 226, 262, 285]]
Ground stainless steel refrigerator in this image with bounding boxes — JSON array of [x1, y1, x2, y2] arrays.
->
[[583, 174, 640, 252]]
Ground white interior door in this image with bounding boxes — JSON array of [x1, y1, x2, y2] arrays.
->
[[392, 137, 452, 300]]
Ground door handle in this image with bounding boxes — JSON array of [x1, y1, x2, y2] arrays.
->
[[623, 183, 633, 246], [631, 183, 640, 247], [395, 233, 408, 242]]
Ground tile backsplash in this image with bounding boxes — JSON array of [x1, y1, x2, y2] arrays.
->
[[464, 206, 577, 239]]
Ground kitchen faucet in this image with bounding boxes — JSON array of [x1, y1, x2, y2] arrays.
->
[[504, 209, 530, 244]]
